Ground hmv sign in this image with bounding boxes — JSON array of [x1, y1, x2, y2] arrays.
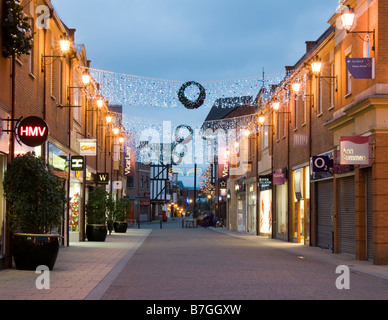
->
[[17, 117, 49, 147]]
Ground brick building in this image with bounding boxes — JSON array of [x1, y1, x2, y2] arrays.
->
[[247, 0, 388, 265], [0, 0, 125, 269], [125, 161, 151, 222]]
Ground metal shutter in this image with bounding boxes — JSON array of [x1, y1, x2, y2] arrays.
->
[[338, 176, 355, 255], [365, 169, 373, 261], [316, 180, 334, 250]]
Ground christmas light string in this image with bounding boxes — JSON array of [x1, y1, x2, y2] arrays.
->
[[85, 67, 286, 109]]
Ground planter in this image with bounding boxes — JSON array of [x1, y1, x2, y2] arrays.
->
[[86, 224, 108, 242], [113, 222, 128, 233], [12, 234, 60, 271]]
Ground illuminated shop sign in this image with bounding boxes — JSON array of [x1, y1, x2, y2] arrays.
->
[[71, 156, 85, 172], [78, 139, 97, 156], [340, 136, 370, 165], [17, 116, 49, 147], [95, 173, 109, 185]]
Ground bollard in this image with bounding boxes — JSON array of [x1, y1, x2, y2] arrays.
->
[[160, 220, 162, 229], [182, 220, 184, 229], [138, 220, 140, 229]]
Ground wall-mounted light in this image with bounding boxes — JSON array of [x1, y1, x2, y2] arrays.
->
[[310, 55, 338, 92], [272, 99, 280, 111], [82, 72, 91, 86], [340, 6, 375, 51], [292, 79, 301, 94], [97, 99, 105, 108], [59, 35, 71, 54], [311, 56, 322, 75]]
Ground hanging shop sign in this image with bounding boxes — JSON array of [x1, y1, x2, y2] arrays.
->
[[340, 136, 370, 166], [124, 134, 136, 177], [95, 173, 109, 185], [258, 175, 272, 191], [346, 58, 375, 79], [71, 156, 85, 172], [273, 168, 287, 186], [312, 156, 333, 173], [113, 181, 123, 190], [17, 116, 49, 147], [78, 139, 97, 156]]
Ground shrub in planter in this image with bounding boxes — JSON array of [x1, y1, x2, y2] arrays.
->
[[113, 198, 131, 233], [3, 152, 66, 270], [86, 187, 108, 241]]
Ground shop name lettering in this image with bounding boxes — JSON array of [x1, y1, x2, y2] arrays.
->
[[125, 146, 132, 175], [19, 126, 47, 137], [342, 148, 367, 162], [81, 145, 96, 152]]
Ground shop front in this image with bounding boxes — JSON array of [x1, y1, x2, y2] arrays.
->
[[246, 180, 257, 235], [0, 113, 9, 268], [311, 151, 335, 251], [258, 175, 272, 236], [48, 142, 70, 244], [235, 181, 246, 233], [292, 165, 310, 244], [274, 168, 288, 241]]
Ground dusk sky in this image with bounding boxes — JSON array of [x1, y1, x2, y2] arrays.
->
[[51, 0, 340, 81], [50, 0, 341, 186]]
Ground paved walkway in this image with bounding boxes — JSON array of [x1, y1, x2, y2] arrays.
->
[[0, 218, 388, 300], [0, 229, 151, 300]]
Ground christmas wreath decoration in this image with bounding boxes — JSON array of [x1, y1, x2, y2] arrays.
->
[[178, 81, 206, 110], [2, 0, 34, 58]]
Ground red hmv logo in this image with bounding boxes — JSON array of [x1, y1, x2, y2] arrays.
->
[[17, 116, 49, 147]]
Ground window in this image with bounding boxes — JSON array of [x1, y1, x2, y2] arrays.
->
[[59, 61, 63, 105], [330, 63, 335, 108], [140, 176, 144, 189], [126, 177, 134, 188], [318, 78, 323, 115], [29, 18, 35, 76], [51, 51, 55, 97], [261, 125, 269, 150], [302, 98, 307, 125], [346, 55, 352, 95], [294, 96, 298, 129]]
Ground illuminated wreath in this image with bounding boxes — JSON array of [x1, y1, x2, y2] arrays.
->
[[178, 81, 206, 110]]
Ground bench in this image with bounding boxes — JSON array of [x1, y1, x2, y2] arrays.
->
[[184, 219, 197, 228]]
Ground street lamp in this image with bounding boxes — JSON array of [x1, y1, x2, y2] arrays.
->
[[271, 99, 280, 111], [59, 35, 71, 54], [310, 55, 338, 92], [82, 72, 91, 86], [311, 56, 322, 76], [341, 7, 356, 32], [340, 5, 375, 51], [97, 99, 105, 108], [292, 79, 301, 94], [106, 115, 113, 124]]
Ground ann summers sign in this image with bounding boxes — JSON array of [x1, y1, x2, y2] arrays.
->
[[17, 116, 49, 147]]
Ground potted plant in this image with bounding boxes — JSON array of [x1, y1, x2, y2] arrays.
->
[[86, 187, 108, 242], [106, 193, 115, 235], [3, 152, 66, 271], [113, 198, 131, 233]]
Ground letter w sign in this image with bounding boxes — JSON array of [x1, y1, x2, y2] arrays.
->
[[95, 173, 109, 185]]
